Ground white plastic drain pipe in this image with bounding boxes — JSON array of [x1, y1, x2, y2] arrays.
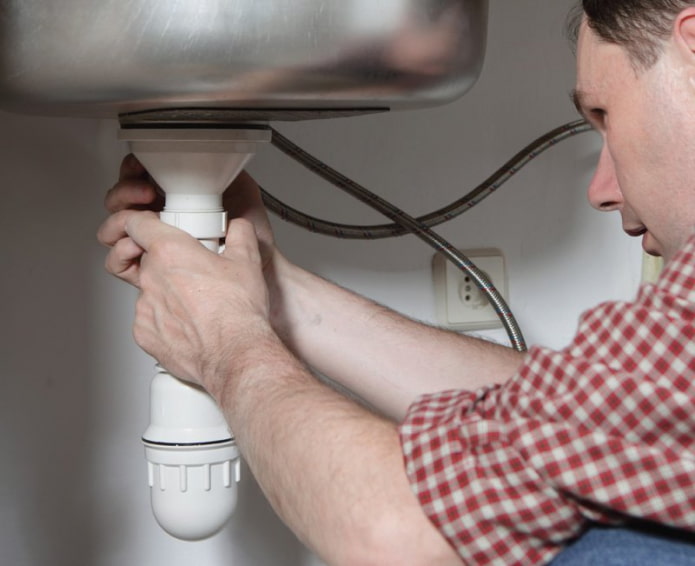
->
[[119, 127, 271, 541]]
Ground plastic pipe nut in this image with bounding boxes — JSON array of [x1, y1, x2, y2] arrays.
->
[[159, 210, 227, 240], [144, 442, 241, 541]]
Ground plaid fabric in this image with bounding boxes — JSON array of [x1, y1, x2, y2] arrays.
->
[[400, 236, 695, 565]]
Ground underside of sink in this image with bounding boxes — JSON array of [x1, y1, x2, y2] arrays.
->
[[0, 0, 487, 122]]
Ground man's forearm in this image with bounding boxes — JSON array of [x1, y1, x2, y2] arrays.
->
[[214, 326, 461, 566], [270, 255, 526, 420]]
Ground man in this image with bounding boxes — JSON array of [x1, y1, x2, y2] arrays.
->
[[98, 1, 695, 564]]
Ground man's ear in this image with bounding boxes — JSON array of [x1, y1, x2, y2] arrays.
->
[[675, 7, 695, 57]]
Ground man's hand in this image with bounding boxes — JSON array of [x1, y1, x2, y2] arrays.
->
[[102, 154, 288, 318], [98, 202, 271, 400], [104, 153, 165, 214]]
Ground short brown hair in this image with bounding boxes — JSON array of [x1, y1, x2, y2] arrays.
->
[[567, 0, 694, 69]]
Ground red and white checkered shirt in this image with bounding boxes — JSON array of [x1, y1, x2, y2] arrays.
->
[[400, 235, 695, 565]]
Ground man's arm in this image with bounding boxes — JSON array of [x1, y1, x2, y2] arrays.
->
[[220, 170, 525, 421], [99, 210, 462, 565], [105, 163, 525, 421], [221, 324, 462, 566], [269, 255, 525, 421]]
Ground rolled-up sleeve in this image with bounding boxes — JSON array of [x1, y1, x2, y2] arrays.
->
[[400, 237, 695, 565]]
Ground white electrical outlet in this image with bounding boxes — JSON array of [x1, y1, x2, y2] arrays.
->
[[432, 248, 507, 330]]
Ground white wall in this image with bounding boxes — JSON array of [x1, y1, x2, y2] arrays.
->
[[0, 1, 642, 565]]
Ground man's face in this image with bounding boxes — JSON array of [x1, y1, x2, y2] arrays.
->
[[574, 19, 695, 263]]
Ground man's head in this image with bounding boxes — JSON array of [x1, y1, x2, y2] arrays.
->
[[569, 1, 695, 262], [569, 1, 694, 70]]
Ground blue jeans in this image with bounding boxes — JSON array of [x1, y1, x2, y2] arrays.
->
[[550, 523, 695, 565]]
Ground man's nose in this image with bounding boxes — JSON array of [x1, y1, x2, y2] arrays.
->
[[587, 145, 622, 211]]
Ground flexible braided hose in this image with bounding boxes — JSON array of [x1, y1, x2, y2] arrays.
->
[[261, 119, 591, 238], [262, 119, 592, 352]]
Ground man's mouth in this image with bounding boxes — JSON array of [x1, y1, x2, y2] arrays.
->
[[624, 227, 647, 237]]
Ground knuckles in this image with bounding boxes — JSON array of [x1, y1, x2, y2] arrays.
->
[[97, 209, 136, 247], [145, 237, 180, 265]]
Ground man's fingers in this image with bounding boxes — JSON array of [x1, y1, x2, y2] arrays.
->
[[98, 209, 179, 250], [99, 208, 186, 251], [223, 171, 275, 253], [97, 209, 141, 248], [106, 154, 165, 213], [124, 211, 191, 251], [119, 153, 146, 180], [100, 210, 201, 286], [223, 171, 265, 220], [223, 218, 263, 265], [104, 237, 145, 286], [104, 180, 159, 213]]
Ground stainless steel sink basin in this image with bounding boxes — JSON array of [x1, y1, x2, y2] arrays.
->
[[0, 0, 487, 122]]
